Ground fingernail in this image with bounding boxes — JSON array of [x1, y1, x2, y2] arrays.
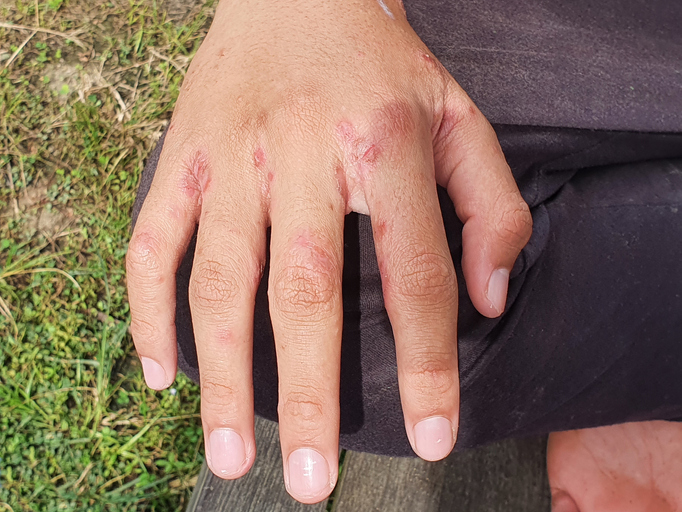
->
[[414, 416, 454, 461], [208, 429, 246, 477], [287, 448, 330, 499], [486, 268, 510, 316], [552, 491, 580, 512], [140, 356, 168, 390]]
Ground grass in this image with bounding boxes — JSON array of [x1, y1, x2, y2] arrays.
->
[[0, 0, 215, 509], [0, 0, 352, 509]]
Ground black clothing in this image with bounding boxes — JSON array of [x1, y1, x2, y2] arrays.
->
[[131, 0, 682, 456]]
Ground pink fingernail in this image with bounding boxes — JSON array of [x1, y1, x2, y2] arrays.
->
[[208, 429, 246, 478], [287, 448, 330, 499], [414, 416, 454, 461], [140, 357, 168, 390], [486, 268, 510, 316]]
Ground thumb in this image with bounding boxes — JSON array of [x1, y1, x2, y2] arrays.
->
[[552, 490, 581, 512], [433, 82, 532, 318]]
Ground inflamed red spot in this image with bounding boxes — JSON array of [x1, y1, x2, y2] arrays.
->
[[181, 150, 212, 198], [254, 147, 267, 169], [293, 232, 337, 273]]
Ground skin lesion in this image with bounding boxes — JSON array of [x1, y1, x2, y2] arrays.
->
[[336, 100, 416, 173], [335, 120, 383, 176], [288, 232, 341, 285], [252, 145, 275, 203], [253, 147, 267, 170], [180, 149, 212, 200], [334, 100, 417, 214]]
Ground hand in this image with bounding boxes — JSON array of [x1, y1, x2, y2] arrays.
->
[[126, 0, 532, 503]]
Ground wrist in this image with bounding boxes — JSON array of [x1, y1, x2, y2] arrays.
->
[[213, 0, 408, 28]]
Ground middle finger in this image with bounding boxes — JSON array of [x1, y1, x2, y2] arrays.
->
[[268, 137, 345, 503]]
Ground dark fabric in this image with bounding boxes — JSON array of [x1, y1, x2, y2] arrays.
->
[[405, 0, 682, 132], [130, 1, 682, 456], [132, 126, 682, 456]]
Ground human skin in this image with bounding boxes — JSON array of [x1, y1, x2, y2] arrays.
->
[[126, 0, 533, 504], [547, 421, 682, 512]]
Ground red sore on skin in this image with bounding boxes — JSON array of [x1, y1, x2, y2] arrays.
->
[[336, 101, 415, 177], [215, 328, 238, 347], [181, 174, 200, 198], [254, 147, 267, 169], [420, 52, 437, 67], [336, 122, 382, 178], [293, 232, 338, 273], [181, 150, 212, 198]]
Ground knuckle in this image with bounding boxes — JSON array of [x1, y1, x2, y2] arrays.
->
[[272, 85, 328, 136], [130, 316, 158, 343], [222, 110, 266, 148], [278, 389, 326, 425], [189, 259, 242, 314], [495, 197, 533, 249], [271, 256, 338, 320], [127, 230, 164, 277], [392, 246, 456, 304], [404, 354, 457, 399], [447, 94, 481, 130], [371, 99, 418, 142], [200, 374, 240, 414]]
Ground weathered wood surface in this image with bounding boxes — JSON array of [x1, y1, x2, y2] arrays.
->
[[188, 415, 551, 512], [186, 416, 327, 512], [332, 436, 551, 512]]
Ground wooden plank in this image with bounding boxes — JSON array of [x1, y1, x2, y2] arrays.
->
[[332, 436, 551, 512], [187, 416, 328, 512]]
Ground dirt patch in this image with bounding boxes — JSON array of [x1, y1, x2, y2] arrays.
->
[[2, 181, 77, 238], [43, 61, 102, 103], [163, 0, 211, 21]]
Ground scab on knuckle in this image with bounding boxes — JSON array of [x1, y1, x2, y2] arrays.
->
[[272, 263, 337, 320], [189, 260, 241, 313], [279, 390, 325, 425], [392, 248, 456, 303]]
